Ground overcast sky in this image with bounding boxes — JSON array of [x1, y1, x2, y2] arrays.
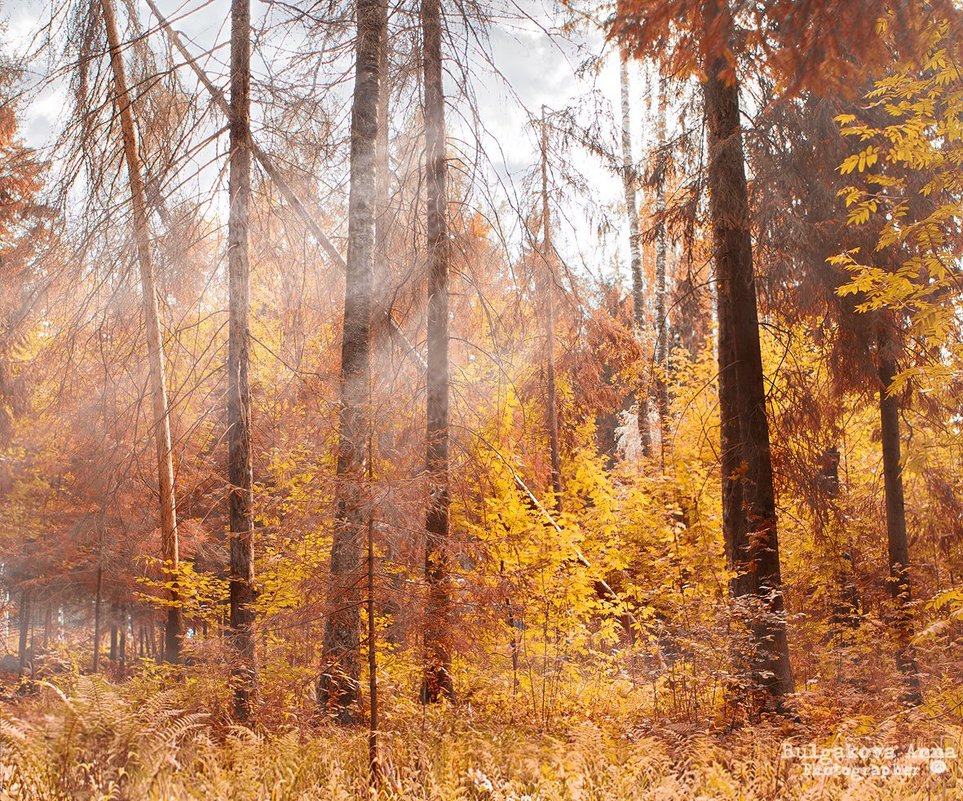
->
[[1, 0, 665, 292]]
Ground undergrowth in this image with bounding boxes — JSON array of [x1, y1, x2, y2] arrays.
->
[[0, 675, 959, 800]]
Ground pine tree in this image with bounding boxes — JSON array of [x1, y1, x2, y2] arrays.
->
[[701, 0, 793, 701], [227, 0, 258, 720], [319, 0, 388, 725], [421, 0, 454, 703]]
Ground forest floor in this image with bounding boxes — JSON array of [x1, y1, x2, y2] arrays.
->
[[0, 673, 959, 800]]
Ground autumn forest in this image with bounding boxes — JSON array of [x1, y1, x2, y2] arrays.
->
[[0, 0, 960, 798]]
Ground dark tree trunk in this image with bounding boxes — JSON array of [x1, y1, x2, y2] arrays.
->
[[119, 605, 127, 676], [594, 361, 623, 468], [100, 0, 183, 663], [319, 0, 387, 725], [109, 604, 118, 663], [619, 53, 652, 459], [877, 326, 922, 703], [227, 0, 258, 722], [146, 0, 421, 369], [371, 16, 406, 649], [372, 17, 392, 348], [93, 566, 103, 673], [366, 511, 380, 782], [17, 590, 30, 679], [540, 108, 563, 510], [28, 614, 35, 680], [421, 0, 453, 703], [702, 0, 793, 704]]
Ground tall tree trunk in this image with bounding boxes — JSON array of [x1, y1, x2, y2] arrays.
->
[[119, 605, 127, 676], [653, 73, 670, 467], [319, 0, 387, 725], [421, 0, 453, 703], [701, 0, 793, 704], [372, 16, 406, 649], [373, 19, 392, 347], [366, 503, 380, 783], [619, 53, 652, 459], [93, 566, 102, 673], [227, 0, 258, 722], [146, 0, 423, 371], [100, 0, 182, 663], [876, 325, 922, 703], [17, 590, 29, 679], [28, 613, 35, 680], [109, 604, 118, 662], [540, 108, 563, 510]]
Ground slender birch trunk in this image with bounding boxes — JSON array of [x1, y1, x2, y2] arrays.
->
[[619, 53, 652, 459], [100, 0, 182, 663], [652, 74, 670, 466]]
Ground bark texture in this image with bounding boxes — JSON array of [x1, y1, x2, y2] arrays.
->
[[101, 0, 183, 663], [876, 326, 922, 703], [702, 0, 793, 703], [421, 0, 454, 703], [319, 0, 387, 725], [145, 0, 424, 370], [227, 0, 258, 720], [619, 53, 652, 458]]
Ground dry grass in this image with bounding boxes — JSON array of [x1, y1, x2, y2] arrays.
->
[[0, 676, 959, 800]]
